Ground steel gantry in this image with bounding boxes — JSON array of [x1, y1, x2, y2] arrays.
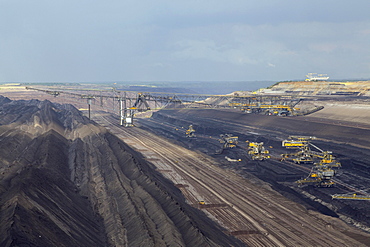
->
[[26, 86, 305, 126]]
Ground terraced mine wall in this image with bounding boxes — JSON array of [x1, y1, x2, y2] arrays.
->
[[0, 96, 243, 247], [261, 80, 370, 96]]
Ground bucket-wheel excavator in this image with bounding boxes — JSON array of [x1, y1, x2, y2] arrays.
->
[[281, 136, 341, 187]]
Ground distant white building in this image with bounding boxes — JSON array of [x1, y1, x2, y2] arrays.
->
[[305, 73, 329, 81]]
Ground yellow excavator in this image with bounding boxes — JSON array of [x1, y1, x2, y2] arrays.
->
[[281, 136, 316, 164], [219, 134, 238, 149], [281, 136, 341, 187], [186, 125, 196, 138], [296, 164, 336, 187], [248, 142, 270, 161], [282, 136, 315, 149], [281, 136, 341, 167]]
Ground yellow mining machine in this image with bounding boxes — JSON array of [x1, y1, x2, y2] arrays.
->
[[281, 146, 314, 164], [332, 193, 370, 200], [296, 163, 336, 187], [219, 134, 238, 149], [281, 136, 316, 164], [228, 103, 257, 113], [248, 142, 270, 161], [185, 125, 196, 138], [228, 96, 301, 116], [295, 157, 341, 187], [281, 136, 341, 187], [281, 136, 341, 166], [282, 136, 315, 149], [259, 104, 299, 116], [313, 151, 341, 168]]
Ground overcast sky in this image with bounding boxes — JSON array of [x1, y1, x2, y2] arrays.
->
[[1, 0, 369, 83]]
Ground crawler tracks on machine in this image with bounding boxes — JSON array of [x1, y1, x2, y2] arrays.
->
[[92, 111, 366, 247]]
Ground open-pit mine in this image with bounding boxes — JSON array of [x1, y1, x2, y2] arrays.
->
[[1, 80, 370, 246]]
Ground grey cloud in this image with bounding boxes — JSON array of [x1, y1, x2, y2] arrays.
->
[[0, 1, 369, 82]]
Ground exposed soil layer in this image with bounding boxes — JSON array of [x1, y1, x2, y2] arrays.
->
[[0, 96, 243, 247], [142, 108, 370, 235], [259, 80, 370, 97]]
